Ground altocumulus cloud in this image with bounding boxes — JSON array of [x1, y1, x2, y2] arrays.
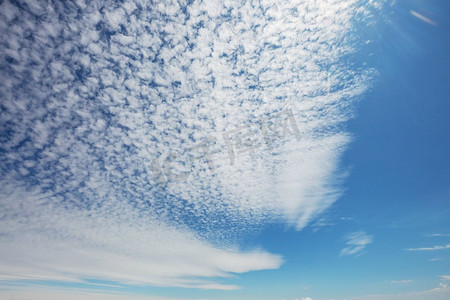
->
[[0, 0, 383, 290]]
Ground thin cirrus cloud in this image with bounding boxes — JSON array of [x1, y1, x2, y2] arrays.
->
[[405, 245, 450, 251], [426, 233, 450, 237], [0, 0, 383, 291], [410, 10, 437, 26], [340, 231, 374, 256], [390, 280, 414, 284]]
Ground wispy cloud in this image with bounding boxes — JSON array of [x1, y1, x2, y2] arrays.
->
[[410, 10, 437, 26], [441, 275, 450, 281], [0, 185, 282, 290], [429, 258, 444, 262], [405, 244, 450, 251], [340, 231, 373, 256], [427, 234, 450, 237], [391, 280, 413, 284]]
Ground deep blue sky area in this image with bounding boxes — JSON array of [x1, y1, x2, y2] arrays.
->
[[340, 0, 450, 246], [248, 1, 450, 299]]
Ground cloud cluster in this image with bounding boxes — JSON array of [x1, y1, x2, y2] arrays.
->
[[0, 0, 382, 290]]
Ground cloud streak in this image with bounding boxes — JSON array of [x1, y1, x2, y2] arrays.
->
[[427, 234, 450, 237], [410, 10, 437, 26], [391, 280, 414, 284], [340, 231, 373, 256], [405, 245, 450, 251]]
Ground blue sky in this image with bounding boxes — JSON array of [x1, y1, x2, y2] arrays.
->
[[0, 0, 449, 299]]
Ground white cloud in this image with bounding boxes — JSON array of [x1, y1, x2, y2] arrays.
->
[[390, 280, 413, 284], [0, 0, 383, 292], [410, 10, 437, 26], [340, 231, 373, 256], [405, 245, 450, 251], [441, 275, 450, 281], [0, 185, 282, 290], [0, 286, 186, 300]]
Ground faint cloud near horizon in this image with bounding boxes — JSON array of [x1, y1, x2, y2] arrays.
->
[[391, 280, 414, 284]]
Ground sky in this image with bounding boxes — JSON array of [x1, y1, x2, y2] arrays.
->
[[0, 0, 449, 299]]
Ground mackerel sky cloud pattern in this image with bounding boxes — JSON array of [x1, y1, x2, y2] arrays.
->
[[0, 0, 383, 290]]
